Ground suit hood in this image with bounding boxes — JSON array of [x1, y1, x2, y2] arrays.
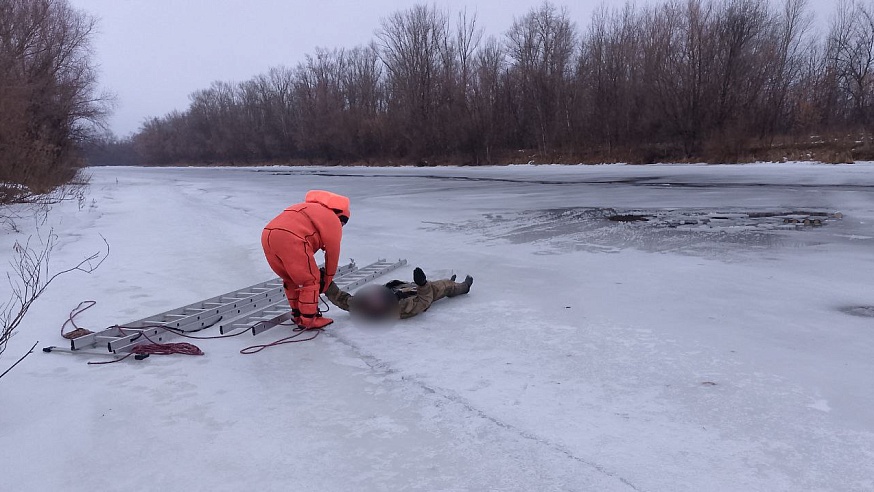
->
[[305, 190, 351, 220]]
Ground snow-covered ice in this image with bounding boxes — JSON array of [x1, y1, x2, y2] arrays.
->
[[1, 163, 872, 491]]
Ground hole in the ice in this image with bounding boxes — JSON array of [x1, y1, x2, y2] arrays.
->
[[602, 209, 841, 230], [839, 306, 874, 318], [608, 214, 651, 222]]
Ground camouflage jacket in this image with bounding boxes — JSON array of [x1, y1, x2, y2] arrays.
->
[[325, 280, 435, 319]]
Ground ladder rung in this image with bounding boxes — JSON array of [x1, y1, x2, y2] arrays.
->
[[70, 260, 407, 351]]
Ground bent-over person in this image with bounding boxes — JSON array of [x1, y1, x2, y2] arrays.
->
[[261, 190, 350, 330]]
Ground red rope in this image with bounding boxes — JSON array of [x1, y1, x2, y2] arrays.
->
[[122, 327, 204, 354], [239, 323, 322, 354], [131, 341, 204, 356], [88, 325, 205, 365], [61, 300, 96, 339], [62, 299, 323, 364]]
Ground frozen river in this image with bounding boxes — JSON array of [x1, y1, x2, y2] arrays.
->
[[1, 163, 872, 491]]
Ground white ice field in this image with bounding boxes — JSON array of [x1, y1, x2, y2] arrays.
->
[[1, 163, 872, 491]]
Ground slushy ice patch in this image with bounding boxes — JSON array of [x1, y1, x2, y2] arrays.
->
[[840, 306, 874, 318], [425, 208, 846, 256]]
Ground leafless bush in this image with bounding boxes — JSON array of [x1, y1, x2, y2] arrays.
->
[[0, 170, 89, 232], [0, 230, 109, 368]]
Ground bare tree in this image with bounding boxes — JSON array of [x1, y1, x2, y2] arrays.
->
[[0, 0, 110, 198], [0, 231, 109, 377], [294, 47, 372, 161], [377, 4, 451, 158], [505, 1, 578, 155], [576, 3, 647, 157], [341, 44, 385, 160], [758, 0, 814, 138], [828, 0, 874, 132], [255, 66, 299, 159], [469, 36, 507, 163]]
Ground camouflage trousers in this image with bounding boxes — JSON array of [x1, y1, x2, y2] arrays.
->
[[430, 279, 470, 301]]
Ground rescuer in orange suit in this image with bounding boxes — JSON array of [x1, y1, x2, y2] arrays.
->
[[261, 190, 350, 330]]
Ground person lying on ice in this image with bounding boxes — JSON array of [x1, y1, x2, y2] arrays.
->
[[261, 190, 350, 330], [324, 267, 473, 320]]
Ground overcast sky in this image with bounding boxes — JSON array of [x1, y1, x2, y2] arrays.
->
[[68, 0, 836, 137]]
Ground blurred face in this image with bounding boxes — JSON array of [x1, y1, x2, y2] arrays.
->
[[351, 287, 396, 321]]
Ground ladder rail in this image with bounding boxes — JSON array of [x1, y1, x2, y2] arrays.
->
[[70, 261, 357, 351], [67, 260, 406, 353], [250, 259, 408, 336]]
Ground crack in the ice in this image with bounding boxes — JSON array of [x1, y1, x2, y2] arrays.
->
[[324, 331, 644, 492], [256, 169, 874, 191]]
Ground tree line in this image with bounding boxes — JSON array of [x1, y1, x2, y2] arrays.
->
[[130, 0, 874, 166], [0, 0, 108, 201]]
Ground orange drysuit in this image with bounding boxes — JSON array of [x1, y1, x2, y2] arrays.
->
[[261, 190, 350, 325]]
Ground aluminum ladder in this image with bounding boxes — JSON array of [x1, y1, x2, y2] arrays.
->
[[65, 259, 407, 354]]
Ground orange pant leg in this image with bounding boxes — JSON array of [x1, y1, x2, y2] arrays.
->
[[261, 229, 320, 315]]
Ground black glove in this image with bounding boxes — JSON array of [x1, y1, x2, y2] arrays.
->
[[413, 267, 427, 286], [319, 267, 326, 292]]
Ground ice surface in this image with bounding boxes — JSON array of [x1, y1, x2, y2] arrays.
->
[[1, 163, 872, 491]]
